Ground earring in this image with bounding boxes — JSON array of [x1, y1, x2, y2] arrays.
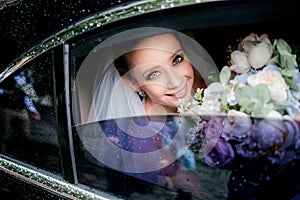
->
[[138, 91, 146, 97]]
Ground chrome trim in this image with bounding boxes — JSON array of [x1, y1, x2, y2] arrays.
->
[[0, 0, 21, 10], [63, 43, 79, 184], [0, 156, 122, 199], [0, 0, 215, 82]]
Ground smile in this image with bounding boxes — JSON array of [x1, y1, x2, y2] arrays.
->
[[175, 88, 186, 98], [167, 83, 188, 99]]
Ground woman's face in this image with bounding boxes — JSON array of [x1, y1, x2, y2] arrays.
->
[[128, 33, 194, 114]]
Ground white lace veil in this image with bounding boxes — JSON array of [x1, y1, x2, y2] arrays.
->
[[87, 62, 146, 122]]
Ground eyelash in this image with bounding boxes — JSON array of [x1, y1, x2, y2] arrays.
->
[[147, 71, 160, 80], [173, 54, 184, 66], [146, 53, 184, 80]]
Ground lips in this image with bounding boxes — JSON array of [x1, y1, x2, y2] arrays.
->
[[167, 82, 188, 99]]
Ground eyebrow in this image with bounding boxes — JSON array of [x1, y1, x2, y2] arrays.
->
[[170, 49, 184, 61], [174, 49, 183, 55]]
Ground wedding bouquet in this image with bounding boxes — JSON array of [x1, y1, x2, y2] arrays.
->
[[178, 33, 300, 169]]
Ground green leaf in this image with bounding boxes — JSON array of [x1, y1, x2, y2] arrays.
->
[[280, 54, 298, 69], [234, 86, 255, 113], [277, 38, 298, 69], [193, 88, 203, 102], [219, 66, 231, 86], [253, 84, 271, 103], [280, 68, 297, 77], [284, 77, 299, 91], [234, 84, 273, 117], [206, 82, 224, 93], [252, 101, 274, 117], [277, 38, 292, 55]]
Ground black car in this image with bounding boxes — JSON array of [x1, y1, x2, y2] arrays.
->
[[1, 0, 300, 199]]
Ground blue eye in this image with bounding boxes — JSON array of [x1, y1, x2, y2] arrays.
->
[[173, 54, 184, 65], [147, 71, 160, 80]]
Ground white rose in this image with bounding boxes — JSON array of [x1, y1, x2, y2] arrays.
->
[[247, 70, 288, 102]]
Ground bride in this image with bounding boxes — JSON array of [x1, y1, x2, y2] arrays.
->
[[75, 27, 219, 193]]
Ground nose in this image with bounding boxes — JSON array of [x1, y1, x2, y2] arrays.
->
[[166, 67, 184, 89]]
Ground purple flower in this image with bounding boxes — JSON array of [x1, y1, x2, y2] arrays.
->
[[203, 117, 236, 169], [204, 117, 223, 141], [205, 138, 235, 169], [236, 117, 300, 165], [222, 115, 252, 141]]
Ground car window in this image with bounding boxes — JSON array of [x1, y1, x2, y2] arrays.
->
[[70, 25, 229, 199], [73, 115, 230, 199], [69, 1, 300, 199], [0, 51, 62, 175]]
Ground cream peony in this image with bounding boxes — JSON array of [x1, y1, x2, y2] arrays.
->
[[247, 70, 288, 102], [230, 51, 251, 73], [266, 110, 283, 119], [227, 109, 250, 117], [248, 38, 273, 69], [230, 33, 274, 73]]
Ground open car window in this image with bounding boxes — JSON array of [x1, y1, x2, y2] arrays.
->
[[70, 1, 300, 199]]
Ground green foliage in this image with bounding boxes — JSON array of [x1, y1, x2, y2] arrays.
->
[[219, 66, 231, 85], [194, 88, 203, 102], [276, 38, 299, 91], [234, 84, 274, 117]]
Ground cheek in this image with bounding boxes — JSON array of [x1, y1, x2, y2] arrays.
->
[[189, 76, 195, 88], [177, 62, 194, 80], [183, 65, 195, 89], [142, 85, 164, 97]]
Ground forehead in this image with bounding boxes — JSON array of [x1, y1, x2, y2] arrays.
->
[[129, 34, 182, 66], [133, 33, 181, 52]]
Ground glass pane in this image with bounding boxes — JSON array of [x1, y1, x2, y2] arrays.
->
[[0, 53, 62, 175], [70, 27, 229, 199], [71, 24, 300, 200], [73, 116, 231, 199]]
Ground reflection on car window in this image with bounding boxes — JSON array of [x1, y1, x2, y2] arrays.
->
[[0, 52, 62, 174], [71, 26, 300, 199], [74, 27, 218, 124], [71, 27, 229, 200], [74, 115, 230, 199]]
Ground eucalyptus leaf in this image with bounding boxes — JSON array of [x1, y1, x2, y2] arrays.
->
[[234, 84, 272, 116], [280, 68, 297, 77], [284, 77, 299, 91], [280, 54, 298, 69], [253, 84, 271, 104], [252, 101, 274, 117], [220, 66, 231, 85], [251, 84, 274, 117], [277, 38, 292, 55], [234, 86, 255, 113], [206, 82, 224, 93]]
